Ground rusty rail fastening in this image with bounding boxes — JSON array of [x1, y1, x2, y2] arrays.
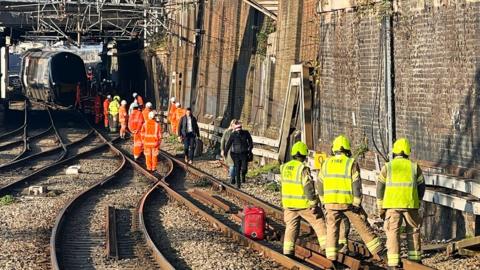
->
[[160, 150, 434, 270]]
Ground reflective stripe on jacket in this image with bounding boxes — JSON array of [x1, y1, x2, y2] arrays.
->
[[168, 103, 177, 122], [322, 155, 354, 204], [109, 100, 120, 116], [119, 106, 128, 124], [280, 160, 310, 209], [142, 108, 151, 121], [128, 110, 144, 134], [383, 158, 419, 209], [141, 120, 162, 148]]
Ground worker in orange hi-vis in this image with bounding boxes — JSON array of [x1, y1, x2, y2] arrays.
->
[[141, 111, 162, 172], [128, 104, 145, 160], [142, 102, 153, 121], [119, 100, 128, 139], [167, 97, 177, 134], [103, 95, 112, 129], [74, 82, 82, 109], [133, 92, 144, 107], [173, 102, 186, 135], [94, 92, 103, 125]]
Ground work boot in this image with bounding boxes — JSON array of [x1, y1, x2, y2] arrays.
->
[[230, 177, 236, 185]]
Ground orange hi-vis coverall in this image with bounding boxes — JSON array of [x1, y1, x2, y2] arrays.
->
[[173, 108, 186, 135], [103, 98, 110, 128], [119, 106, 128, 138], [168, 102, 177, 133], [142, 107, 152, 122], [141, 119, 162, 171], [128, 110, 145, 159], [94, 95, 102, 125]]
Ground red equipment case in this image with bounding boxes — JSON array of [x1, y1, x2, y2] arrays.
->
[[242, 206, 265, 240]]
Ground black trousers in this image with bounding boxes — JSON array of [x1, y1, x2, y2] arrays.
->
[[231, 152, 248, 187], [183, 132, 196, 161]]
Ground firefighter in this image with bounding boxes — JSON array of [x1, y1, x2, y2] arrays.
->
[[108, 96, 121, 132], [141, 111, 162, 172], [94, 92, 103, 125], [103, 95, 112, 129], [319, 135, 384, 261], [376, 138, 425, 269], [173, 102, 185, 135], [280, 141, 327, 257], [119, 100, 128, 139], [168, 97, 177, 134], [143, 102, 153, 121], [128, 104, 145, 160], [74, 82, 82, 109]]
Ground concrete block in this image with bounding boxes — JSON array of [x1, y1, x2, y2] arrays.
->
[[66, 165, 81, 175], [28, 185, 47, 195]]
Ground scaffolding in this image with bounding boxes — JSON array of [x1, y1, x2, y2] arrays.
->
[[0, 0, 175, 46]]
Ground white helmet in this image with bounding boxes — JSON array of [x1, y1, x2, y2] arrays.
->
[[148, 111, 156, 120], [107, 95, 112, 99], [146, 102, 153, 108], [121, 100, 127, 105], [170, 97, 176, 102], [175, 102, 181, 107], [132, 92, 138, 98]]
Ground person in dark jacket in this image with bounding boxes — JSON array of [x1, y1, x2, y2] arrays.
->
[[224, 121, 253, 188], [178, 108, 200, 164]]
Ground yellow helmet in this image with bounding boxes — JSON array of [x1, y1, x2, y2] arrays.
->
[[392, 138, 411, 156], [114, 95, 120, 101], [332, 135, 351, 152], [291, 141, 308, 157]]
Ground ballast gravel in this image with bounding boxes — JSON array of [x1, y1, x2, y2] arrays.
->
[[0, 150, 120, 270], [147, 196, 284, 270], [60, 167, 158, 269]]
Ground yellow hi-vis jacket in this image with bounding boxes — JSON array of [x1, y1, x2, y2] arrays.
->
[[280, 160, 313, 209], [383, 158, 420, 209], [109, 100, 120, 116], [322, 155, 355, 204]]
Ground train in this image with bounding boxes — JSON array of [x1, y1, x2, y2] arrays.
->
[[20, 50, 87, 106]]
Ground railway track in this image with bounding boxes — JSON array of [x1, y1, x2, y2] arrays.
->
[[51, 125, 289, 270], [0, 108, 119, 269], [157, 149, 434, 270], [106, 138, 324, 269], [52, 146, 161, 269]]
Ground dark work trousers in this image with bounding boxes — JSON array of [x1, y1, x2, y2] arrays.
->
[[231, 152, 248, 188], [183, 132, 196, 161]]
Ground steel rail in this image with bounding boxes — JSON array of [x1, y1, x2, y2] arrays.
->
[[108, 137, 319, 270], [160, 150, 434, 270], [0, 100, 28, 142], [49, 138, 125, 270], [0, 126, 52, 154], [0, 108, 81, 170], [50, 117, 174, 270]]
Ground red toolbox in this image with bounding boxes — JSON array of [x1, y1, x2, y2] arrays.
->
[[241, 206, 265, 240]]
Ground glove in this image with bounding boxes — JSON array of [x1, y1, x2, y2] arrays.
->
[[378, 209, 386, 220]]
